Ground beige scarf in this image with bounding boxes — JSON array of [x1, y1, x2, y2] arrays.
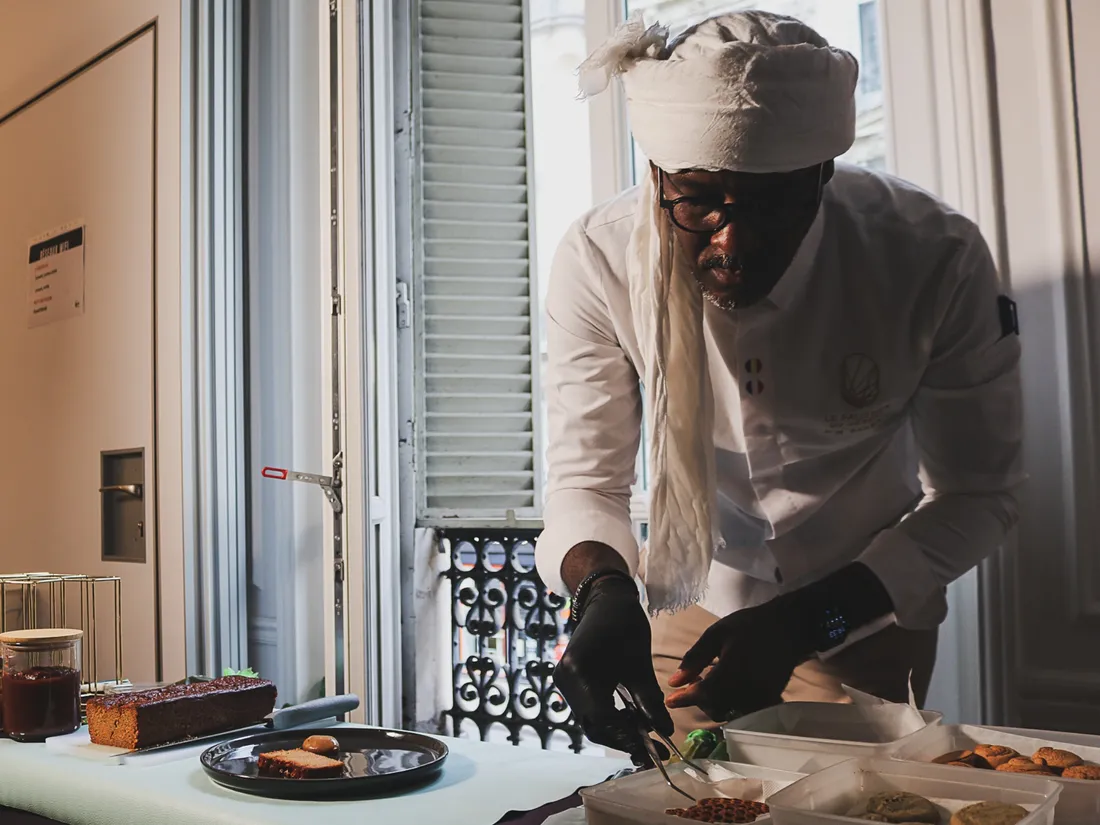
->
[[627, 173, 721, 613]]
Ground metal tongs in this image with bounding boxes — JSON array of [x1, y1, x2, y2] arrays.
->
[[615, 684, 705, 802]]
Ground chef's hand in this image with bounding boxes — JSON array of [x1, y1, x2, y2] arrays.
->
[[553, 572, 674, 765], [664, 596, 810, 721], [665, 563, 894, 721]]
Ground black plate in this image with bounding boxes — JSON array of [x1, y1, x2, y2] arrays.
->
[[200, 727, 449, 799]]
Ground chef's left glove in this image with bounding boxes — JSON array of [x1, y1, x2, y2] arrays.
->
[[664, 562, 894, 721]]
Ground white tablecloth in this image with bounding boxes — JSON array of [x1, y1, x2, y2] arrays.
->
[[0, 725, 629, 825]]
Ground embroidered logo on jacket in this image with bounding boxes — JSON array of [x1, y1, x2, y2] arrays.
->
[[840, 353, 879, 408]]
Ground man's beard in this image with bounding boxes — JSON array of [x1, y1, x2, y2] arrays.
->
[[697, 254, 776, 311], [700, 283, 739, 311]]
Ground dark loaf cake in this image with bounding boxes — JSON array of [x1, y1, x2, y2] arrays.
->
[[86, 675, 277, 749], [258, 748, 344, 779]]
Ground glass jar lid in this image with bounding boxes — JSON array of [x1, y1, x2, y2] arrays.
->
[[0, 628, 83, 644]]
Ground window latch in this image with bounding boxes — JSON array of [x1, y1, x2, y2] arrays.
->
[[261, 464, 343, 514], [396, 282, 411, 330]]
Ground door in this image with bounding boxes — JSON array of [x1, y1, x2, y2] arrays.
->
[[0, 30, 159, 684]]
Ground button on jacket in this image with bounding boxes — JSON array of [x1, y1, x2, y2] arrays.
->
[[535, 164, 1024, 633]]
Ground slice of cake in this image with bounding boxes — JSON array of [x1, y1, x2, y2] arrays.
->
[[258, 748, 344, 779], [86, 676, 277, 749]]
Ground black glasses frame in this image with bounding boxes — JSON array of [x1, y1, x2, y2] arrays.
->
[[657, 165, 826, 234]]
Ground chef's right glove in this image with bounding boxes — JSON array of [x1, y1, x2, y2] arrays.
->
[[552, 570, 674, 765]]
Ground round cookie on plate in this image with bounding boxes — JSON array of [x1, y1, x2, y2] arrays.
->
[[950, 801, 1029, 825], [863, 791, 939, 824]]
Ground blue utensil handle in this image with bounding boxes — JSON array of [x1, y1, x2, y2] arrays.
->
[[270, 694, 361, 730]]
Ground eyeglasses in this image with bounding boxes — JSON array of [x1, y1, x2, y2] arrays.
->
[[658, 166, 825, 234]]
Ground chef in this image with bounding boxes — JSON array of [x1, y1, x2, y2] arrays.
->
[[535, 10, 1023, 762]]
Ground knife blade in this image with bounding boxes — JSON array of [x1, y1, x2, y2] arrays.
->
[[118, 693, 361, 758]]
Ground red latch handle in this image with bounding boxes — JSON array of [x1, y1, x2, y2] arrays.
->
[[262, 466, 288, 480]]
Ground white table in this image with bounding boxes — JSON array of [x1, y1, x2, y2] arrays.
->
[[0, 726, 628, 825]]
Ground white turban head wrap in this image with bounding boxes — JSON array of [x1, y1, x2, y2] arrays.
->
[[576, 12, 857, 613]]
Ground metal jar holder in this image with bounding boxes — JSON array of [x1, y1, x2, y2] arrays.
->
[[0, 572, 126, 702]]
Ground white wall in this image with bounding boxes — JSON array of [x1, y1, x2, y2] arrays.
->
[[0, 0, 187, 681]]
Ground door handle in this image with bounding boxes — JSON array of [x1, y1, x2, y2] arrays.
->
[[99, 484, 143, 499]]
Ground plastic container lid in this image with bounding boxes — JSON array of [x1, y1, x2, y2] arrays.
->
[[0, 628, 83, 644]]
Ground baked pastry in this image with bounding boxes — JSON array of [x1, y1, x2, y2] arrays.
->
[[302, 734, 340, 756], [949, 801, 1028, 825], [863, 791, 939, 823], [86, 676, 277, 749], [258, 748, 344, 779], [973, 744, 1019, 768], [1062, 764, 1100, 780], [1032, 747, 1082, 771], [996, 756, 1055, 775]]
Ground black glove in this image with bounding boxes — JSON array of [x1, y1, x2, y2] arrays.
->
[[553, 573, 674, 765], [665, 562, 894, 721]]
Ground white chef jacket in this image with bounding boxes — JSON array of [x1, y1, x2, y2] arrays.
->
[[535, 163, 1023, 635]]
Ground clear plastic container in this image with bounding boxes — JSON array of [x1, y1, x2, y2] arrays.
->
[[1, 628, 83, 742], [892, 723, 1100, 824], [767, 757, 1061, 825], [722, 702, 942, 773], [581, 761, 804, 825]]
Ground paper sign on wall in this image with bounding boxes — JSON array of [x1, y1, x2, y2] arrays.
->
[[27, 222, 85, 328]]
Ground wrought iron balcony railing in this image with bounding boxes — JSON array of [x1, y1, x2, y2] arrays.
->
[[438, 528, 584, 752]]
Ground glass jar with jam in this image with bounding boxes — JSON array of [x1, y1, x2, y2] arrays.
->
[[1, 628, 83, 742]]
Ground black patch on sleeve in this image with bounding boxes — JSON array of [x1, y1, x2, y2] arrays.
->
[[998, 295, 1019, 338]]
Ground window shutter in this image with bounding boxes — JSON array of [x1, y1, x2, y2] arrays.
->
[[413, 0, 542, 524]]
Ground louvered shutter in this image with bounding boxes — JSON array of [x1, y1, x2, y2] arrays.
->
[[414, 0, 542, 523]]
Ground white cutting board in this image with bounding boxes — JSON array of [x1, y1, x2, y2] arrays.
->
[[44, 718, 341, 768]]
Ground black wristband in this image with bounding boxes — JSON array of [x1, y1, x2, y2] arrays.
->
[[568, 567, 636, 629]]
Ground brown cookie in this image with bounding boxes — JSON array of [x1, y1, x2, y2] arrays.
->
[[950, 801, 1029, 825], [1062, 764, 1100, 780], [1032, 747, 1082, 770], [996, 756, 1055, 775], [864, 791, 940, 823], [973, 744, 1020, 768]]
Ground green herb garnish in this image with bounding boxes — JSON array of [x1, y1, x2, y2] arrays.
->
[[222, 666, 259, 678]]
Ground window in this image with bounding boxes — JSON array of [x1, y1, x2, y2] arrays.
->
[[529, 0, 595, 493], [413, 0, 543, 524]]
